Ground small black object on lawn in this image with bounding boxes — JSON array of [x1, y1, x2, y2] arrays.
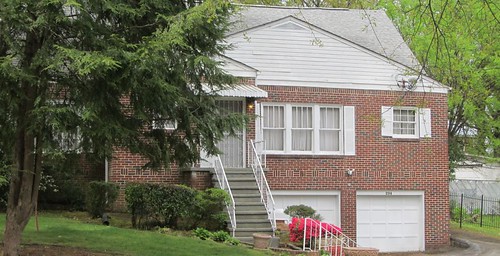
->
[[102, 213, 110, 226]]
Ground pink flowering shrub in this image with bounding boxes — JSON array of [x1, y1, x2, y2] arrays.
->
[[288, 217, 342, 242]]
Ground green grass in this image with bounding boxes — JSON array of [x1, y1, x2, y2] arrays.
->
[[0, 213, 274, 256], [451, 221, 500, 239]]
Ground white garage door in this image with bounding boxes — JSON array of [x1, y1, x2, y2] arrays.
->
[[357, 193, 424, 252], [272, 190, 340, 226]]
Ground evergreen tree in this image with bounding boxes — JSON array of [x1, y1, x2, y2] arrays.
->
[[0, 1, 242, 255]]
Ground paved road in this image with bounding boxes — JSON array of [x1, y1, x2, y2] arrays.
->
[[381, 229, 500, 256]]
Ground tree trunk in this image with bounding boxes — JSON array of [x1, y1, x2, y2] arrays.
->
[[3, 207, 31, 256], [3, 84, 43, 256]]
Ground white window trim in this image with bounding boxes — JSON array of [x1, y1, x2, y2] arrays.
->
[[381, 106, 431, 139], [393, 107, 419, 139], [263, 103, 344, 155]]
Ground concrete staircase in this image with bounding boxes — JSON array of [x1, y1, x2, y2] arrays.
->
[[214, 168, 273, 242]]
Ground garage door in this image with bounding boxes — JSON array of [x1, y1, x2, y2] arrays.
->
[[272, 190, 340, 226], [357, 193, 424, 252]]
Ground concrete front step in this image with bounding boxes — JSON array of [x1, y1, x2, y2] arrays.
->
[[236, 202, 267, 211], [217, 167, 274, 242], [235, 228, 274, 238], [213, 181, 259, 188], [234, 220, 272, 229]]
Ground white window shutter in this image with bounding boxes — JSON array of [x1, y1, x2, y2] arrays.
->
[[343, 106, 355, 155], [381, 106, 393, 137], [419, 108, 432, 138]]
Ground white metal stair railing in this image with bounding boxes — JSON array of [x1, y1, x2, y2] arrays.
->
[[301, 218, 359, 256], [214, 155, 236, 237], [249, 140, 276, 233]]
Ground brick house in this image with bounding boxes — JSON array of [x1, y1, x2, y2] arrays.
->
[[108, 6, 450, 252]]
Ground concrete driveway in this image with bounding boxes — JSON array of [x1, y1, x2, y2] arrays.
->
[[381, 228, 500, 256]]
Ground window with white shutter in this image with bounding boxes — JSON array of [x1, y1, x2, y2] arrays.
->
[[381, 106, 431, 138]]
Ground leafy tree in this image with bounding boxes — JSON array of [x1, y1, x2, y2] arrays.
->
[[238, 0, 499, 166], [379, 0, 499, 165], [0, 0, 243, 255], [235, 0, 378, 8]]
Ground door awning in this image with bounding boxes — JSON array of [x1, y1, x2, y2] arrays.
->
[[202, 84, 268, 98]]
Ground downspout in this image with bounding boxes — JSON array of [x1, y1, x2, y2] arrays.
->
[[104, 158, 109, 183]]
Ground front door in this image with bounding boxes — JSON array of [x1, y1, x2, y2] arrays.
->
[[200, 99, 245, 168]]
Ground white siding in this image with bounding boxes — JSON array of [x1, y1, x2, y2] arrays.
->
[[226, 21, 446, 93]]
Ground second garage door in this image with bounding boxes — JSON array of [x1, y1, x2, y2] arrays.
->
[[272, 190, 340, 226], [357, 192, 424, 252]]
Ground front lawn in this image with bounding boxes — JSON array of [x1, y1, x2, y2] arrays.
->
[[0, 213, 274, 256], [451, 221, 500, 239]]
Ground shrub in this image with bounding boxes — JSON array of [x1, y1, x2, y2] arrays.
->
[[85, 181, 119, 218], [125, 183, 150, 228], [224, 237, 240, 246], [211, 230, 230, 242], [193, 227, 212, 240], [288, 217, 341, 242], [285, 204, 322, 220], [150, 184, 197, 227], [125, 183, 197, 229], [188, 188, 230, 231], [451, 207, 467, 222]]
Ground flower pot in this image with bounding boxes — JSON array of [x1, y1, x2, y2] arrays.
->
[[253, 233, 272, 249]]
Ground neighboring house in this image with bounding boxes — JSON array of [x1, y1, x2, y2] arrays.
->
[[108, 6, 450, 252], [450, 160, 500, 200]]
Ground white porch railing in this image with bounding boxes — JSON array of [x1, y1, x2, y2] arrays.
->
[[251, 140, 266, 168], [301, 218, 358, 256], [249, 140, 276, 232], [214, 155, 236, 237]]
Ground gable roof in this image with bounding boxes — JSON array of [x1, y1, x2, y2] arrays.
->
[[229, 5, 419, 69]]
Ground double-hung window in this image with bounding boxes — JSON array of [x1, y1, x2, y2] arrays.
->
[[320, 107, 341, 151], [292, 106, 313, 151], [263, 105, 285, 151], [259, 103, 355, 155], [381, 106, 431, 138]]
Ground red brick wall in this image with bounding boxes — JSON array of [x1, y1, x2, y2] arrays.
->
[[109, 83, 450, 249], [255, 85, 450, 249]]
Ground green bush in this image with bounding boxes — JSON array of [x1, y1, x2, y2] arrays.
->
[[451, 207, 468, 222], [193, 227, 212, 240], [211, 230, 230, 242], [38, 154, 87, 210], [125, 183, 150, 228], [188, 188, 230, 231], [193, 228, 238, 245], [85, 181, 119, 218], [285, 204, 323, 220], [125, 183, 197, 229], [224, 237, 240, 246]]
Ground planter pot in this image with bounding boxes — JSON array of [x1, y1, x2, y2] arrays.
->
[[343, 247, 379, 256], [269, 237, 280, 248], [253, 233, 272, 249]]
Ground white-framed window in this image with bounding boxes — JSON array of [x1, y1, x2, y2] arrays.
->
[[152, 120, 177, 130], [381, 106, 431, 138], [291, 106, 313, 151], [263, 105, 285, 151], [320, 107, 341, 151], [258, 103, 355, 155]]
